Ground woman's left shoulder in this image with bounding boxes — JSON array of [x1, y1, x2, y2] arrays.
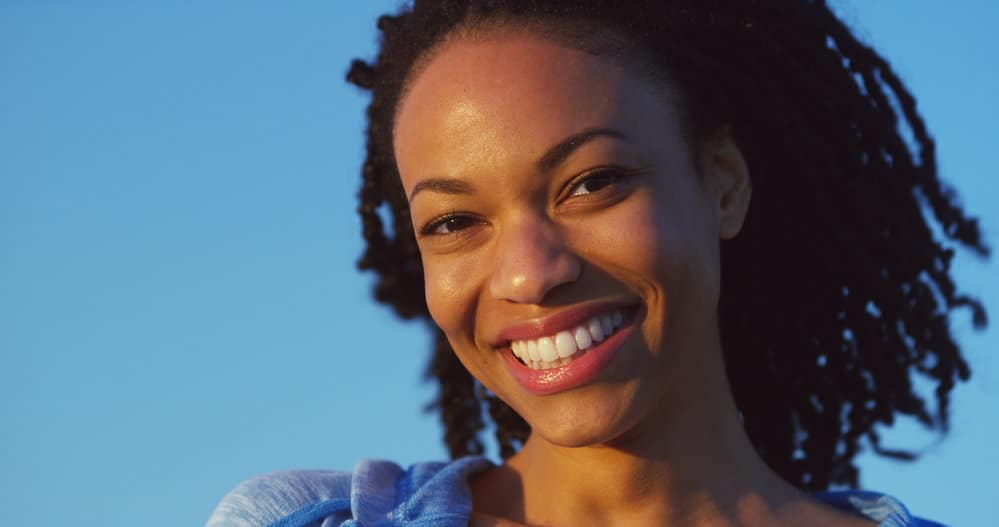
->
[[814, 490, 948, 527]]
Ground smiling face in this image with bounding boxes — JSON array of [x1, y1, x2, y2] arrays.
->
[[393, 29, 751, 448]]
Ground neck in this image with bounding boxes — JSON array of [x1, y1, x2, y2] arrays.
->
[[512, 408, 797, 526], [478, 330, 806, 527]]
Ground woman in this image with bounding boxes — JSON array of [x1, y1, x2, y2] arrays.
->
[[207, 1, 986, 525]]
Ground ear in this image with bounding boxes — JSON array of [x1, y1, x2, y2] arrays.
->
[[700, 126, 752, 240]]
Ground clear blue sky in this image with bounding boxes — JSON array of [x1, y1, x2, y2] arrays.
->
[[1, 2, 996, 526]]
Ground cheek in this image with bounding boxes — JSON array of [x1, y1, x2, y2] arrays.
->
[[645, 191, 722, 317], [576, 191, 676, 280], [579, 188, 720, 314], [423, 256, 479, 340]]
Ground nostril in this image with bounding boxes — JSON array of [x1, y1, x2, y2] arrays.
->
[[489, 218, 582, 304]]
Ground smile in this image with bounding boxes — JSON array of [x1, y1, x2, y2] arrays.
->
[[497, 304, 640, 395], [510, 310, 626, 370]]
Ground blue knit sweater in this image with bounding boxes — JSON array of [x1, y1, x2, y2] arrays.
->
[[206, 456, 944, 527]]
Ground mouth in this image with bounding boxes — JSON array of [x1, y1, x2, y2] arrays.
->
[[496, 303, 641, 395], [506, 307, 630, 370]]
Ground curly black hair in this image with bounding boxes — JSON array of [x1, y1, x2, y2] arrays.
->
[[345, 0, 988, 491]]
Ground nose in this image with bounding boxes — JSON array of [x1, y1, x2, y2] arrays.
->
[[489, 214, 581, 304]]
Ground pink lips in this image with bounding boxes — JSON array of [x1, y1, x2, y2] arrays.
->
[[496, 304, 639, 395]]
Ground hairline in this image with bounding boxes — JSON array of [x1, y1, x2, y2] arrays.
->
[[391, 17, 701, 155]]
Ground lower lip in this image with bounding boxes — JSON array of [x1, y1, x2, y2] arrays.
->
[[501, 314, 638, 396]]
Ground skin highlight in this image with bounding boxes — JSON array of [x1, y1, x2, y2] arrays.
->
[[393, 32, 875, 527]]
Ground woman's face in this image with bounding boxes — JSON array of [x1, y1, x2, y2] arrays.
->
[[393, 30, 750, 447]]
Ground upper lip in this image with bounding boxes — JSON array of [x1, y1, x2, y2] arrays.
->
[[490, 300, 637, 348]]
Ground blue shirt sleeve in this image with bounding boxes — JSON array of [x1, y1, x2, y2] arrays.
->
[[203, 457, 491, 527], [204, 470, 353, 527], [815, 490, 949, 527]]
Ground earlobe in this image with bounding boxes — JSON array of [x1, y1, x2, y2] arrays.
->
[[702, 127, 752, 240]]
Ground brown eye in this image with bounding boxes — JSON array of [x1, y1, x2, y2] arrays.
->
[[567, 169, 624, 197], [422, 214, 480, 236]]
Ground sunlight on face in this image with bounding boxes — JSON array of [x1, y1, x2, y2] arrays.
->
[[393, 30, 746, 447]]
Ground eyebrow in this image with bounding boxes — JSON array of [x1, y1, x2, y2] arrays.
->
[[407, 127, 628, 202], [408, 178, 475, 202], [535, 127, 628, 174]]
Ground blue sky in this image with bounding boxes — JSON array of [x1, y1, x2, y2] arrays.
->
[[1, 2, 996, 526]]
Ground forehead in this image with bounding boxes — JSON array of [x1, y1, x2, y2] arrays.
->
[[397, 33, 634, 130], [392, 33, 679, 187]]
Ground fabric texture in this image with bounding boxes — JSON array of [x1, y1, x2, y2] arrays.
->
[[206, 456, 945, 527]]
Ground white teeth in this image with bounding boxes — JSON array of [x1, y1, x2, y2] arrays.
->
[[525, 340, 541, 362], [555, 330, 577, 358], [537, 337, 558, 362], [512, 341, 524, 361], [526, 340, 540, 362], [574, 326, 592, 350], [588, 317, 605, 342], [508, 309, 628, 370], [600, 315, 613, 336]]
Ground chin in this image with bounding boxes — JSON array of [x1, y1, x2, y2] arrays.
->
[[522, 390, 645, 449]]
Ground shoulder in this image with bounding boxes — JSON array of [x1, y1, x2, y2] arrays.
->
[[814, 490, 948, 527], [204, 456, 493, 527], [205, 468, 354, 527]]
